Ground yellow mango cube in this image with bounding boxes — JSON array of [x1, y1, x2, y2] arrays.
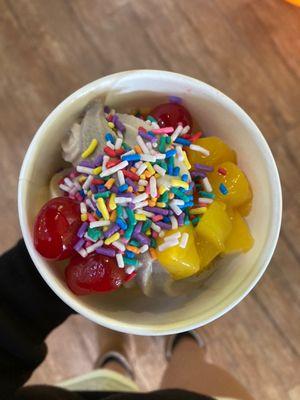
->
[[157, 225, 201, 280], [208, 162, 252, 208], [237, 200, 252, 216], [195, 201, 232, 250], [223, 209, 254, 254], [187, 136, 237, 167], [196, 237, 221, 271]]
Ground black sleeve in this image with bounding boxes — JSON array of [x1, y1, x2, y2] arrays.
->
[[0, 241, 214, 400], [0, 240, 74, 399]]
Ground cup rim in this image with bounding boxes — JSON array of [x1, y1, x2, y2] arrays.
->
[[18, 70, 282, 335]]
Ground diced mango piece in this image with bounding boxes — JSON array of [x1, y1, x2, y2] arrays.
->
[[187, 136, 237, 167], [237, 200, 252, 216], [157, 225, 201, 280], [196, 237, 221, 271], [195, 201, 232, 250], [208, 162, 252, 208], [223, 209, 254, 254]]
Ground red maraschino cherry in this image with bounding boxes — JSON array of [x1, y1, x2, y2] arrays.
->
[[34, 197, 81, 260], [65, 252, 134, 295], [149, 102, 193, 130]]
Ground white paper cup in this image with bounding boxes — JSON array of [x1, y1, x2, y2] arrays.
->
[[18, 70, 282, 335]]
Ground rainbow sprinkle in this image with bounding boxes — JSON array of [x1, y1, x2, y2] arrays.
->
[[219, 183, 228, 195], [60, 103, 215, 273]]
